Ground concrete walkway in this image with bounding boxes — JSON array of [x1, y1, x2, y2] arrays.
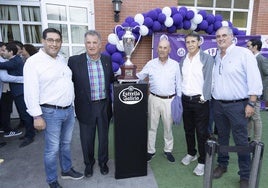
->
[[0, 119, 158, 188]]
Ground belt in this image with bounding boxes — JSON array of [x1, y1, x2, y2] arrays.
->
[[40, 104, 71, 109], [92, 98, 106, 103], [182, 94, 201, 101], [216, 98, 248, 104], [150, 92, 175, 99]]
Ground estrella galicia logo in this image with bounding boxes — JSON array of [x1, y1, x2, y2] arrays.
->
[[177, 47, 186, 57], [119, 86, 143, 105]]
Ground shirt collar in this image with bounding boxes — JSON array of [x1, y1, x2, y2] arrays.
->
[[87, 54, 100, 63]]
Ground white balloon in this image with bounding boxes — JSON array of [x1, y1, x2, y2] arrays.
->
[[108, 33, 119, 45], [162, 7, 172, 17], [164, 17, 174, 27], [139, 25, 149, 36], [116, 40, 124, 52], [190, 22, 197, 30], [192, 14, 203, 24], [221, 21, 229, 26], [134, 13, 144, 25]]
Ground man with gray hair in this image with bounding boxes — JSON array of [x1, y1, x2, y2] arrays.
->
[[212, 26, 262, 188]]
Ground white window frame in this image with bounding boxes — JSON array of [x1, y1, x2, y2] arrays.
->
[[184, 0, 254, 35], [40, 0, 95, 56]]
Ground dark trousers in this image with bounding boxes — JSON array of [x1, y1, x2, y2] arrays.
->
[[0, 91, 13, 132], [79, 100, 109, 166], [13, 94, 35, 139], [212, 99, 250, 180], [182, 95, 209, 164]]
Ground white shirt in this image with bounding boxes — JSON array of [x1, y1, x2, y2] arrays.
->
[[212, 44, 263, 100], [181, 51, 204, 97], [23, 49, 74, 117], [136, 57, 182, 97]]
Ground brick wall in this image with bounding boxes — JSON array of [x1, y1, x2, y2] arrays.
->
[[251, 0, 268, 35], [95, 0, 268, 71]]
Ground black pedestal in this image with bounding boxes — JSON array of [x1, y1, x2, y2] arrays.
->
[[113, 82, 148, 179]]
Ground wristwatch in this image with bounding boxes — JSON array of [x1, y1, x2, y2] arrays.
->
[[247, 101, 256, 108]]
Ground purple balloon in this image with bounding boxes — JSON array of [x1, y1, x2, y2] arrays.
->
[[171, 7, 179, 16], [205, 24, 214, 34], [172, 13, 183, 26], [183, 20, 191, 30], [206, 14, 215, 24], [121, 22, 130, 27], [117, 30, 125, 40], [167, 25, 177, 33], [186, 10, 195, 20], [213, 21, 222, 31], [155, 8, 162, 14], [111, 52, 123, 63], [198, 20, 208, 30], [125, 16, 134, 24], [238, 30, 246, 35], [232, 27, 239, 35], [147, 10, 158, 21], [152, 21, 162, 32], [130, 21, 140, 33], [177, 22, 183, 30], [179, 6, 188, 13], [144, 17, 154, 28], [105, 43, 117, 54], [228, 21, 233, 27], [148, 28, 154, 36], [158, 13, 166, 24], [112, 62, 120, 72], [214, 14, 223, 22], [198, 10, 207, 19]]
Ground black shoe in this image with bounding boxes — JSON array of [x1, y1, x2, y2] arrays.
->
[[49, 180, 62, 188], [147, 153, 155, 162], [0, 142, 7, 148], [240, 179, 249, 188], [99, 163, 109, 175], [4, 130, 22, 138], [61, 168, 84, 180], [164, 152, 175, 163], [85, 164, 94, 178], [19, 138, 34, 148], [213, 165, 227, 179]]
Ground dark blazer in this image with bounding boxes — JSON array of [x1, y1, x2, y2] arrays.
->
[[0, 55, 24, 97], [68, 53, 115, 124], [257, 53, 268, 100]]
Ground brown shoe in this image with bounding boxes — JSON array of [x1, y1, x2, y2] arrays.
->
[[240, 179, 249, 188], [213, 165, 227, 179]]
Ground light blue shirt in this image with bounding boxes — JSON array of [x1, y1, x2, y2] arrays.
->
[[136, 57, 182, 97], [212, 44, 263, 100]]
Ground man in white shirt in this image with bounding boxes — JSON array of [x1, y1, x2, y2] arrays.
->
[[137, 38, 182, 163], [24, 28, 83, 188]]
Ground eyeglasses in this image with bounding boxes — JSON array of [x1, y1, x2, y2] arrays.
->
[[45, 38, 62, 44]]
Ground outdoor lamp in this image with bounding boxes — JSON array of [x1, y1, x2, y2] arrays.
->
[[112, 0, 122, 22]]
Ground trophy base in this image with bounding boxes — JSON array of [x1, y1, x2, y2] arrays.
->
[[117, 64, 139, 84]]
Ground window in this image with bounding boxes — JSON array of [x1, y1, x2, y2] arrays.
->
[[178, 0, 253, 34], [0, 3, 42, 43]]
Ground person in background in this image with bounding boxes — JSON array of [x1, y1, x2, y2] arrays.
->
[[246, 38, 267, 142], [0, 42, 23, 138], [137, 37, 181, 163], [68, 30, 115, 178], [24, 28, 83, 188], [22, 44, 38, 60], [212, 26, 262, 188], [180, 32, 214, 176], [0, 43, 34, 147]]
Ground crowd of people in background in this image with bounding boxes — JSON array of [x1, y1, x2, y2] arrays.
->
[[0, 26, 267, 188]]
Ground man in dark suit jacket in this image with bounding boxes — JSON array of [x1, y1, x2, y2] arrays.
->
[[0, 42, 35, 147], [68, 30, 115, 178]]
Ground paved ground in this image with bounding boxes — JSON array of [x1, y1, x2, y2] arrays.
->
[[0, 119, 158, 188]]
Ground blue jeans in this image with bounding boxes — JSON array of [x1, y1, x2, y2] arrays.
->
[[41, 106, 75, 183], [213, 99, 250, 180]]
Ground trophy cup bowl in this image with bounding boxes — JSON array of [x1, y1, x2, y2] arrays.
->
[[117, 26, 140, 83]]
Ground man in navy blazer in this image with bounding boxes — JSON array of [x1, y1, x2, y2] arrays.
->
[[0, 42, 35, 147], [68, 30, 115, 178]]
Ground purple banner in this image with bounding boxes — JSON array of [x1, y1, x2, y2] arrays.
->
[[152, 33, 268, 62]]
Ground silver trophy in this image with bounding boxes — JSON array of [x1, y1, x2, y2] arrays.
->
[[116, 26, 141, 83]]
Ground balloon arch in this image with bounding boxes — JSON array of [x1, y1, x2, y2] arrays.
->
[[104, 6, 246, 72]]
